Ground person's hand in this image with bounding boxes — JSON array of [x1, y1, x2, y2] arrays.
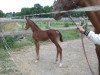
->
[[77, 26, 85, 33]]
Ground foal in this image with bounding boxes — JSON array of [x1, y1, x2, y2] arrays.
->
[[25, 18, 63, 67]]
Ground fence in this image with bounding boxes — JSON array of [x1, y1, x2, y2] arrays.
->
[[0, 18, 92, 37]]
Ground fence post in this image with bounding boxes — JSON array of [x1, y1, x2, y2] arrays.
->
[[47, 20, 51, 29]]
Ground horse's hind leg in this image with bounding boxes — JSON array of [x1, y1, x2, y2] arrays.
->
[[56, 50, 59, 62], [56, 42, 62, 67], [35, 41, 40, 63], [51, 40, 63, 67], [58, 46, 63, 67]]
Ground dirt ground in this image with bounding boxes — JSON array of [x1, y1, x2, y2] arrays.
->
[[10, 38, 98, 75]]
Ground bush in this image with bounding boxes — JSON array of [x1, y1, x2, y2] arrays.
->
[[0, 36, 15, 49], [64, 22, 74, 27], [6, 36, 16, 47]]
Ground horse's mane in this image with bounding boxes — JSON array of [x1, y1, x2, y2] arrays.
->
[[30, 20, 40, 29]]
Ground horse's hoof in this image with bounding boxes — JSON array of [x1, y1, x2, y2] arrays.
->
[[35, 60, 38, 63], [59, 63, 63, 67]]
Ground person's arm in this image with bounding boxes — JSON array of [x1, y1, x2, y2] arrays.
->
[[84, 30, 100, 45], [77, 26, 100, 45]]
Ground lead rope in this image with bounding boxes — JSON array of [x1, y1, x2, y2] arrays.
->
[[68, 15, 95, 75]]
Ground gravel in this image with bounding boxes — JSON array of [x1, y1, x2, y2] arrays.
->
[[10, 37, 98, 75]]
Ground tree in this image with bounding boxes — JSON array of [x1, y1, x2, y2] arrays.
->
[[0, 10, 5, 17], [32, 4, 43, 14], [6, 12, 13, 17], [8, 3, 53, 18], [15, 12, 22, 16], [21, 8, 31, 15], [12, 12, 16, 17], [43, 6, 52, 13]]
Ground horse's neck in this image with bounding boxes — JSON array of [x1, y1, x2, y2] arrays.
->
[[86, 12, 100, 33], [80, 0, 100, 6], [30, 23, 41, 32], [80, 0, 100, 33]]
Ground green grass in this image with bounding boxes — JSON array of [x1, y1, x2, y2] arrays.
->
[[37, 21, 48, 29], [61, 29, 80, 41], [36, 21, 75, 28], [51, 21, 65, 27], [64, 22, 74, 27], [0, 49, 9, 61], [12, 38, 34, 49]]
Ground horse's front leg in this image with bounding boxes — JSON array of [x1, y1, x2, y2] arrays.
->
[[34, 40, 40, 63]]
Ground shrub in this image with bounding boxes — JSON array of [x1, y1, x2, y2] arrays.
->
[[0, 36, 15, 49], [64, 22, 74, 27]]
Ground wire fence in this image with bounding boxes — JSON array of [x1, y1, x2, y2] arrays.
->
[[0, 18, 92, 36], [0, 18, 93, 49]]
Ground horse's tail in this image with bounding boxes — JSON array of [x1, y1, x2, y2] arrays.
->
[[57, 30, 63, 42]]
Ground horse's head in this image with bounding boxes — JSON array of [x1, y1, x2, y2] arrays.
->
[[25, 18, 31, 30], [53, 0, 81, 20], [25, 18, 41, 31], [25, 22, 30, 30]]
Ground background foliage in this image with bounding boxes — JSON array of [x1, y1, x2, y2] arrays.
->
[[0, 3, 85, 18]]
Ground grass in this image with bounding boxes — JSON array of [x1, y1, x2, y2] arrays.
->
[[36, 21, 75, 28], [51, 21, 65, 27], [12, 38, 34, 49], [0, 49, 9, 61], [64, 22, 74, 27], [0, 48, 21, 75], [61, 29, 80, 41]]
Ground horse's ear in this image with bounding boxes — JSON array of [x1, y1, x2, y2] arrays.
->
[[25, 17, 30, 22]]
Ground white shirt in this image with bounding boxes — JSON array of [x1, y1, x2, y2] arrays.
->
[[88, 31, 100, 45]]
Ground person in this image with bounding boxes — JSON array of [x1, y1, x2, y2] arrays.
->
[[77, 26, 100, 45]]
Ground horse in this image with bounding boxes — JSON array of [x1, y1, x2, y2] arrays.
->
[[53, 0, 100, 74], [25, 18, 63, 67]]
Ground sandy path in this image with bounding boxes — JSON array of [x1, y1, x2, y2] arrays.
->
[[10, 38, 98, 75]]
